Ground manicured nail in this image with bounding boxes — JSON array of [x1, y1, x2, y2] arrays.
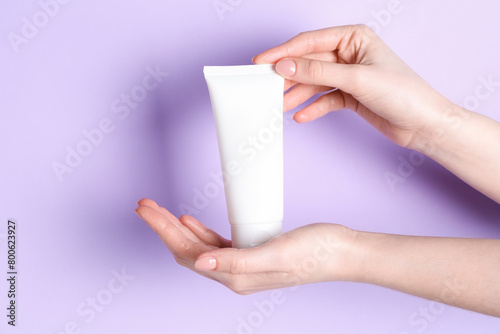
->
[[293, 112, 307, 123], [195, 257, 217, 271], [276, 59, 296, 77]]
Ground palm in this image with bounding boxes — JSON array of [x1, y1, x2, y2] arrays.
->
[[136, 199, 355, 294]]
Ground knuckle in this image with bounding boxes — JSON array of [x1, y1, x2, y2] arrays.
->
[[323, 93, 338, 113], [155, 222, 168, 235], [290, 31, 316, 55], [306, 59, 325, 82], [354, 24, 374, 37], [300, 31, 315, 52], [229, 254, 247, 275], [178, 239, 191, 254], [296, 31, 309, 41]]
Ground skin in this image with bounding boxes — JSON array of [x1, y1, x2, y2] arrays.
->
[[135, 25, 500, 317]]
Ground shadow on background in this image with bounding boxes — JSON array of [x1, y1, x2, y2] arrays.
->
[[413, 160, 500, 224], [118, 39, 285, 253]]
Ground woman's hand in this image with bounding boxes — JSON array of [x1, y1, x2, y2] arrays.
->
[[254, 24, 500, 202], [136, 198, 500, 316], [253, 24, 452, 149], [135, 198, 360, 294]]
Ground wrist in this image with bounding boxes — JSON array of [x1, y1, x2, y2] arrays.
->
[[407, 97, 471, 159], [348, 230, 399, 286], [407, 95, 453, 151], [326, 226, 373, 283]]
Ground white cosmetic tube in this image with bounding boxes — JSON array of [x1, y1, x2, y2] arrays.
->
[[203, 64, 284, 248]]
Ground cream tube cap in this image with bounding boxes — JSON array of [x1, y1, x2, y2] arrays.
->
[[231, 222, 282, 249]]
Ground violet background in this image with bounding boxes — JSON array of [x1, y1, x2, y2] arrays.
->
[[1, 0, 500, 333]]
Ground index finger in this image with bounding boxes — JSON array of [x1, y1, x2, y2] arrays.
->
[[253, 25, 358, 64], [136, 205, 200, 261]]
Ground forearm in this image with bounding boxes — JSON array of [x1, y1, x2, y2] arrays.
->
[[353, 231, 500, 316], [410, 100, 500, 203]]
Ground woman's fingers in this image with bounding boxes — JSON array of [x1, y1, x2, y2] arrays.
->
[[138, 198, 180, 226], [253, 25, 362, 64], [179, 215, 232, 248], [292, 90, 358, 123], [275, 57, 361, 94], [136, 205, 186, 250], [136, 204, 206, 263], [303, 51, 338, 63], [137, 198, 200, 243], [284, 83, 333, 112]]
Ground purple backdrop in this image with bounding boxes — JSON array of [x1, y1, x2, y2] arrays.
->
[[1, 0, 500, 333]]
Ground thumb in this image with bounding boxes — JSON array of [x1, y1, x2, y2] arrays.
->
[[275, 57, 361, 94], [194, 246, 284, 275]]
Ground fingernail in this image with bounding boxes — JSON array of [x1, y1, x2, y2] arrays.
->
[[134, 208, 143, 219], [195, 257, 217, 271], [276, 59, 296, 77], [293, 112, 307, 123], [251, 55, 256, 63]]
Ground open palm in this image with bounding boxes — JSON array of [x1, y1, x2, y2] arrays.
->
[[136, 198, 357, 294]]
